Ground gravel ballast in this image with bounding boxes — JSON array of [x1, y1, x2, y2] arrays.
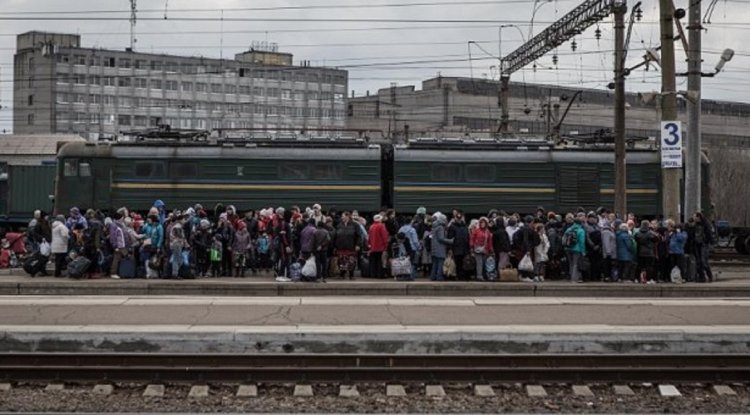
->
[[0, 382, 747, 413]]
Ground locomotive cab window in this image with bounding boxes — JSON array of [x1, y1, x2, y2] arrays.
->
[[465, 164, 495, 182], [78, 162, 92, 177], [135, 161, 166, 178], [169, 162, 198, 178], [311, 164, 343, 180], [431, 165, 461, 182], [63, 160, 78, 177], [279, 163, 309, 180]]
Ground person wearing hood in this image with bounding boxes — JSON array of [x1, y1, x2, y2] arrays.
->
[[153, 200, 167, 224], [584, 211, 602, 281], [692, 211, 714, 282], [600, 219, 617, 281], [616, 222, 636, 282], [334, 211, 364, 279], [66, 207, 88, 231], [232, 221, 252, 278], [51, 215, 69, 277], [489, 216, 512, 271], [368, 215, 389, 278], [140, 214, 164, 279], [311, 204, 325, 225], [215, 214, 235, 277], [667, 220, 688, 282], [167, 222, 188, 279], [430, 212, 454, 281], [469, 217, 494, 281], [313, 220, 332, 281], [447, 210, 470, 280], [299, 218, 317, 259], [634, 220, 659, 283], [105, 217, 125, 279], [398, 218, 420, 280], [563, 216, 586, 283]]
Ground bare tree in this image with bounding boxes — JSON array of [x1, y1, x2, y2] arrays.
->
[[708, 146, 750, 227]]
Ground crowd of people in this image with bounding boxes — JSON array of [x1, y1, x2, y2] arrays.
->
[[15, 200, 716, 284]]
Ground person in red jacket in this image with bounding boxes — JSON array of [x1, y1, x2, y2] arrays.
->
[[368, 214, 390, 278], [470, 217, 495, 281]]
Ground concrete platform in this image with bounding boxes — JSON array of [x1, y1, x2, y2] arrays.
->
[[0, 268, 748, 297], [0, 295, 748, 354]]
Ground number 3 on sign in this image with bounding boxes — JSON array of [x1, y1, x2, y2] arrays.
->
[[661, 121, 681, 147]]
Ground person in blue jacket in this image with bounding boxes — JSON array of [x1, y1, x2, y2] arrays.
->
[[563, 213, 586, 283], [668, 220, 688, 281], [616, 222, 636, 282]]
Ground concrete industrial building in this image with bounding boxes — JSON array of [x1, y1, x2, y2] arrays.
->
[[347, 76, 750, 148], [14, 31, 348, 139]]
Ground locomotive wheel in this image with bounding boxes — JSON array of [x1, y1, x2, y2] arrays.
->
[[736, 233, 749, 255]]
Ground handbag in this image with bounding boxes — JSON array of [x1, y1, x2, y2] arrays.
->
[[518, 253, 534, 272], [390, 256, 412, 276], [462, 254, 476, 272], [499, 268, 519, 282]]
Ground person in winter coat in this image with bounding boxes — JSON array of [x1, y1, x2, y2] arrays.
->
[[368, 215, 390, 278], [398, 219, 420, 280], [563, 215, 586, 283], [152, 199, 167, 225], [490, 217, 512, 271], [469, 217, 494, 281], [616, 223, 636, 282], [634, 220, 659, 283], [51, 215, 70, 277], [533, 223, 550, 282], [140, 215, 164, 278], [168, 223, 187, 279], [600, 220, 617, 281], [313, 221, 332, 280], [66, 207, 88, 231], [299, 218, 317, 259], [668, 220, 688, 282], [105, 217, 125, 279], [215, 215, 235, 276], [430, 212, 454, 281], [232, 221, 252, 277], [692, 211, 714, 282], [334, 212, 363, 279], [447, 211, 470, 280], [190, 219, 212, 277]]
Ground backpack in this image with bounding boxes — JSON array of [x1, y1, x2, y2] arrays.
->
[[562, 229, 578, 248], [258, 236, 270, 254]]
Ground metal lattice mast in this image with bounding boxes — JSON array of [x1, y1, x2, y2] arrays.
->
[[129, 0, 137, 51], [498, 0, 622, 132]]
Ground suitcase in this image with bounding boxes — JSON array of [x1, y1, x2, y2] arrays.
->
[[118, 256, 137, 279], [23, 252, 46, 276], [358, 256, 371, 278], [67, 256, 91, 279], [499, 268, 519, 282]]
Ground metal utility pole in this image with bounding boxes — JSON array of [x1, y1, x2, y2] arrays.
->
[[613, 3, 627, 217], [659, 0, 680, 220], [685, 0, 702, 217], [129, 0, 137, 51]]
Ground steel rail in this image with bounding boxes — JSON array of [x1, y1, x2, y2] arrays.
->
[[1, 353, 749, 383]]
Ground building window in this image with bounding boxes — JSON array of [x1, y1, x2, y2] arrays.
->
[[89, 75, 101, 85], [102, 76, 116, 86], [135, 59, 147, 69], [118, 77, 132, 87], [74, 74, 86, 84], [135, 78, 148, 88], [90, 95, 102, 104], [103, 114, 115, 125], [28, 95, 33, 106], [150, 79, 162, 90], [104, 57, 116, 67], [119, 97, 133, 107], [253, 87, 264, 96], [119, 58, 131, 68], [89, 56, 100, 66], [165, 62, 178, 72], [210, 83, 222, 93], [239, 85, 251, 95], [89, 113, 100, 124], [181, 82, 193, 92], [196, 83, 207, 92], [27, 114, 34, 125], [225, 84, 237, 94], [118, 115, 131, 126], [75, 55, 86, 65], [55, 93, 69, 104], [134, 115, 147, 126], [165, 80, 178, 91], [103, 96, 116, 105], [281, 89, 292, 100], [150, 60, 162, 70]]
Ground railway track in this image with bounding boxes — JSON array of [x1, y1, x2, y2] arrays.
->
[[1, 353, 749, 384]]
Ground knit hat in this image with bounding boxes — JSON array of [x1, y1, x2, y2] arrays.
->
[[416, 207, 427, 215], [373, 214, 383, 222]]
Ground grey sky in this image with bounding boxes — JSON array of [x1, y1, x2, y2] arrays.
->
[[1, 0, 749, 133]]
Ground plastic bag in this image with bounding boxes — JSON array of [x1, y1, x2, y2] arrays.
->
[[670, 266, 683, 283], [39, 240, 51, 257], [302, 256, 317, 278], [390, 256, 412, 276], [518, 254, 534, 272], [443, 255, 457, 277], [485, 255, 497, 274]]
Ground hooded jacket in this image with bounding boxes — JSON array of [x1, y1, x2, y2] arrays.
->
[[368, 221, 389, 253], [448, 220, 470, 256], [51, 220, 70, 254], [616, 229, 635, 262], [634, 227, 659, 258], [300, 223, 317, 253], [430, 216, 454, 259]]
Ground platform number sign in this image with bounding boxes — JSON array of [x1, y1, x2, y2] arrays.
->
[[661, 121, 683, 169]]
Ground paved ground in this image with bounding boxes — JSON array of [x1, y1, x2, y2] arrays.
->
[[1, 296, 748, 326]]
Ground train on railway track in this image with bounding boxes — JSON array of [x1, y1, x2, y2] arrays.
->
[[3, 128, 748, 254]]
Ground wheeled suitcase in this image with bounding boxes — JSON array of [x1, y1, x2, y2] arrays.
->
[[23, 252, 46, 276], [118, 256, 137, 279], [67, 256, 91, 279]]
